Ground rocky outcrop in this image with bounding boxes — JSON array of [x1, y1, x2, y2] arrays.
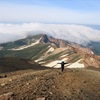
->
[[40, 34, 69, 47]]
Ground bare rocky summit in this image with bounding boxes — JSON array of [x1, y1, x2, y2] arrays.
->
[[0, 68, 100, 100]]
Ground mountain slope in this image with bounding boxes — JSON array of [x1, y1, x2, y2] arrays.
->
[[0, 68, 100, 100], [0, 57, 49, 73], [0, 34, 100, 69], [0, 34, 70, 59], [87, 41, 100, 55]]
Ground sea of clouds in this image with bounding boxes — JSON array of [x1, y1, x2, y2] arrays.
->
[[0, 22, 100, 45]]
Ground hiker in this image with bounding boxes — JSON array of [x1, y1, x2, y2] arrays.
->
[[58, 61, 67, 72]]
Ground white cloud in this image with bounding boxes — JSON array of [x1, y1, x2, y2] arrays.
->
[[0, 23, 100, 44]]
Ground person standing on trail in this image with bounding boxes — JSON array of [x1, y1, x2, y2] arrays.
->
[[58, 61, 67, 72]]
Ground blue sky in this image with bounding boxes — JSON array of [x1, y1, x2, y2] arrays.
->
[[0, 0, 100, 25]]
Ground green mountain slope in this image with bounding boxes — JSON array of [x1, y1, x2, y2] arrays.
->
[[0, 34, 100, 69], [0, 43, 49, 59]]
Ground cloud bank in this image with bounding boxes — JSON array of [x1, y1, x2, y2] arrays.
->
[[0, 23, 100, 45]]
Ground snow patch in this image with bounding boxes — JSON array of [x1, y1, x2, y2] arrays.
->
[[45, 58, 68, 68], [91, 51, 94, 55], [60, 54, 68, 58], [35, 46, 54, 63], [35, 58, 43, 62], [67, 60, 84, 68], [38, 62, 46, 64], [47, 47, 54, 53], [10, 38, 41, 51]]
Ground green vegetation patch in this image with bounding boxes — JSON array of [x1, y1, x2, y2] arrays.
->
[[67, 53, 83, 63], [0, 44, 49, 60]]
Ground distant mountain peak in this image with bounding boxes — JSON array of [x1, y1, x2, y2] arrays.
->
[[40, 34, 50, 43], [0, 34, 100, 69]]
